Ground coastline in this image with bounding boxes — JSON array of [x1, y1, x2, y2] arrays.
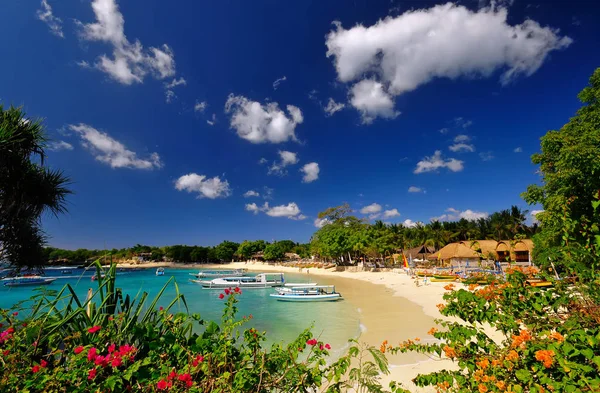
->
[[118, 261, 456, 391]]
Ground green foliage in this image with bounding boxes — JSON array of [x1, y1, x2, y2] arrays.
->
[[263, 242, 286, 261], [213, 240, 240, 262], [0, 105, 72, 268], [522, 67, 600, 275]]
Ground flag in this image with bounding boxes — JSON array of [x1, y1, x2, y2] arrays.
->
[[402, 254, 409, 268]]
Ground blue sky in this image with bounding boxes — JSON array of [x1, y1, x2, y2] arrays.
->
[[1, 0, 599, 249]]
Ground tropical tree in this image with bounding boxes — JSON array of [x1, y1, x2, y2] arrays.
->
[[0, 105, 71, 268]]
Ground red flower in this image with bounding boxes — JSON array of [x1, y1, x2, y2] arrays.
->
[[108, 316, 114, 321], [157, 380, 168, 390], [108, 344, 116, 353], [94, 355, 108, 367], [88, 325, 101, 334], [87, 368, 97, 380], [22, 322, 28, 327], [87, 347, 98, 362], [178, 373, 192, 382], [32, 365, 40, 373], [33, 340, 38, 347], [40, 359, 48, 368], [234, 287, 241, 293], [219, 293, 225, 299], [325, 344, 331, 350], [159, 306, 164, 311], [319, 344, 324, 350], [192, 354, 204, 367], [168, 371, 177, 380], [306, 339, 318, 346], [12, 312, 18, 316], [224, 288, 231, 295], [111, 356, 123, 368]]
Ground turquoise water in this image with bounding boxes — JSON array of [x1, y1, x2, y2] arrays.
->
[[0, 268, 360, 357]]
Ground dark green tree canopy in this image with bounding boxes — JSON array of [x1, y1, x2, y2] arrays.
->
[[0, 106, 71, 268]]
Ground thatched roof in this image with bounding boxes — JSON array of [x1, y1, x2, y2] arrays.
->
[[402, 245, 436, 257], [460, 240, 499, 259], [513, 239, 534, 252], [431, 243, 480, 260]]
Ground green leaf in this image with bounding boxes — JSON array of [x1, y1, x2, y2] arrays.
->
[[515, 369, 531, 382]]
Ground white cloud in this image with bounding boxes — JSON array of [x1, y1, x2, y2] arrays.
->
[[439, 127, 449, 134], [300, 162, 320, 183], [207, 114, 217, 126], [258, 158, 268, 165], [454, 118, 473, 129], [47, 141, 73, 151], [69, 123, 162, 170], [326, 3, 571, 121], [531, 209, 544, 224], [77, 0, 177, 85], [175, 173, 231, 199], [408, 186, 423, 193], [244, 190, 260, 198], [246, 201, 305, 220], [314, 217, 331, 228], [403, 219, 418, 228], [324, 98, 346, 116], [262, 186, 274, 200], [273, 76, 287, 90], [360, 203, 382, 215], [269, 150, 299, 176], [453, 134, 471, 143], [479, 151, 495, 161], [164, 77, 186, 103], [432, 207, 488, 222], [349, 79, 399, 124], [224, 95, 303, 144], [37, 0, 64, 38], [449, 143, 475, 153], [194, 101, 207, 113], [514, 147, 523, 153], [383, 209, 401, 219], [414, 150, 464, 174]]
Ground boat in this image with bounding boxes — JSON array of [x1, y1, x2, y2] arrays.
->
[[156, 267, 165, 276], [189, 269, 247, 278], [91, 273, 106, 281], [430, 277, 459, 282], [284, 282, 317, 287], [3, 276, 57, 287], [526, 279, 553, 288], [193, 273, 285, 289], [270, 285, 342, 302]]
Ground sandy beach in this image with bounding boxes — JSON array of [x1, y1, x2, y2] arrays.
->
[[117, 261, 457, 391]]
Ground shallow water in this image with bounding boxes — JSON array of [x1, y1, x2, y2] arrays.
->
[[0, 268, 360, 356]]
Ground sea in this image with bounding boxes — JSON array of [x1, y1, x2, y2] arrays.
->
[[0, 267, 361, 358]]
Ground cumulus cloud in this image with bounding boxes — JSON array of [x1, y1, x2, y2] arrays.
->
[[69, 123, 162, 170], [47, 141, 74, 151], [414, 150, 464, 174], [349, 79, 399, 124], [326, 3, 572, 121], [514, 147, 523, 153], [224, 95, 303, 144], [37, 0, 64, 38], [314, 217, 331, 228], [77, 0, 177, 85], [273, 76, 287, 90], [245, 202, 306, 220], [300, 162, 320, 183], [194, 101, 207, 113], [531, 209, 544, 223], [360, 203, 382, 215], [269, 151, 299, 176], [408, 186, 423, 193], [403, 219, 418, 228], [479, 151, 495, 161], [175, 173, 231, 199], [324, 98, 346, 116], [244, 190, 260, 198], [432, 207, 488, 222], [449, 143, 476, 153], [383, 209, 401, 219]]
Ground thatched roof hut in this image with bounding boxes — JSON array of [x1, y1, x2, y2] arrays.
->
[[430, 243, 480, 266], [432, 239, 534, 265], [460, 240, 498, 260]]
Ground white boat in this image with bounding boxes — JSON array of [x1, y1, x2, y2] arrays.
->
[[3, 276, 57, 287], [193, 273, 285, 289], [156, 267, 165, 276], [270, 285, 342, 302], [189, 269, 247, 278], [284, 282, 317, 287]]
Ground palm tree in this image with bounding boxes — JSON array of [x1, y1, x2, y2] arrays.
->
[[0, 105, 72, 268]]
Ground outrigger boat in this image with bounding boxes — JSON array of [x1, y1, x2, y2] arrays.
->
[[270, 285, 342, 302], [189, 269, 247, 279], [193, 273, 285, 289], [3, 276, 57, 287]]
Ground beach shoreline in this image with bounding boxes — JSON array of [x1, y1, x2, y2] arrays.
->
[[116, 261, 456, 391]]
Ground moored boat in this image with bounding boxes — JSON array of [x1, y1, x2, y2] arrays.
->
[[3, 276, 57, 287], [156, 267, 165, 276], [271, 285, 342, 302], [193, 273, 284, 289], [189, 269, 247, 278]]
